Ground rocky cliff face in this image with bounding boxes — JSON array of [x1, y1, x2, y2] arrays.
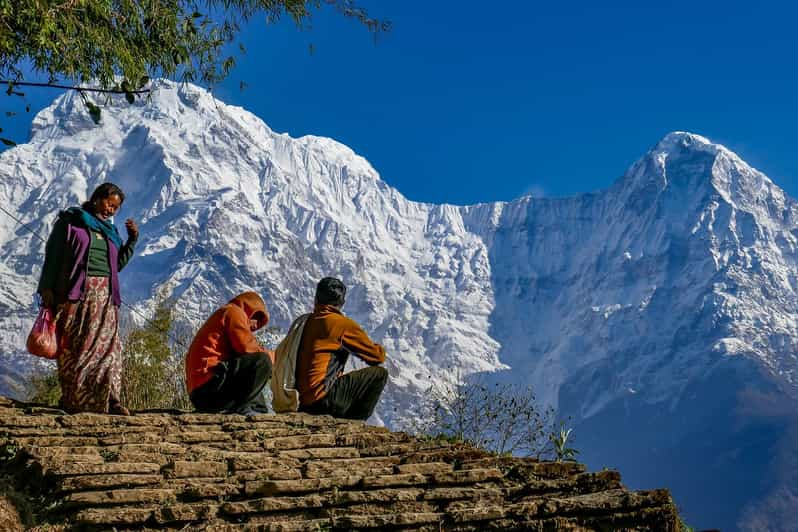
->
[[0, 397, 679, 531], [0, 81, 795, 529]]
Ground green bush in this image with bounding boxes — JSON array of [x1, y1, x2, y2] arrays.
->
[[27, 369, 60, 407], [120, 298, 191, 411]]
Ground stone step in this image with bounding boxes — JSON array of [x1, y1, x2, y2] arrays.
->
[[46, 461, 162, 477], [280, 446, 360, 460], [163, 460, 228, 478], [333, 511, 445, 529], [64, 487, 176, 507], [55, 473, 163, 493], [245, 475, 363, 496], [74, 507, 155, 527]]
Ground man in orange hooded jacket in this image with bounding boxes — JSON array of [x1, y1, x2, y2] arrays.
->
[[185, 292, 274, 415]]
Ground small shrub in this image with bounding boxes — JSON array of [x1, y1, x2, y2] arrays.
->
[[27, 369, 60, 408], [549, 423, 579, 462], [120, 297, 191, 411], [400, 367, 578, 460]]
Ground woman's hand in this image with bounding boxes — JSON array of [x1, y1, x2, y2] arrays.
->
[[125, 219, 139, 241]]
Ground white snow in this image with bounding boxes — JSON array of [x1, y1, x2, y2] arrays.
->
[[1, 81, 798, 429]]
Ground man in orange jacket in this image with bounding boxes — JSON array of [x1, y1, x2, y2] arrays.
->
[[296, 277, 388, 421], [185, 292, 274, 415]]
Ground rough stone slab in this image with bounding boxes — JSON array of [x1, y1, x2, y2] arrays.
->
[[222, 494, 327, 515], [280, 447, 359, 460], [47, 461, 161, 476], [165, 460, 228, 478], [400, 447, 487, 464], [513, 470, 623, 499], [233, 428, 312, 442], [173, 423, 222, 432], [336, 423, 390, 435], [166, 431, 232, 444], [509, 489, 674, 519], [74, 507, 155, 526], [246, 476, 362, 496], [109, 442, 187, 455], [449, 505, 507, 523], [98, 432, 164, 445], [26, 446, 103, 462], [358, 442, 451, 457], [177, 413, 244, 425], [222, 421, 292, 432], [0, 416, 58, 428], [62, 425, 163, 437], [33, 454, 105, 466], [119, 414, 177, 427], [431, 468, 503, 485], [205, 519, 333, 531], [331, 488, 424, 505], [115, 451, 171, 464], [235, 467, 303, 482], [153, 502, 219, 524], [168, 480, 242, 499], [66, 488, 176, 506], [333, 512, 444, 528], [220, 441, 265, 452], [0, 427, 65, 437], [56, 414, 122, 427], [336, 431, 411, 447], [278, 413, 339, 427], [329, 501, 438, 517], [361, 473, 428, 489], [424, 487, 505, 502], [229, 455, 301, 472], [263, 433, 336, 451], [13, 436, 99, 447], [57, 473, 162, 493], [501, 460, 586, 481], [396, 462, 453, 475], [304, 459, 394, 479]]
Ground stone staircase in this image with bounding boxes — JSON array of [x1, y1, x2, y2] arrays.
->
[[0, 397, 679, 531]]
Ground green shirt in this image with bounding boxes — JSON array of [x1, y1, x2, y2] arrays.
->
[[87, 230, 110, 277]]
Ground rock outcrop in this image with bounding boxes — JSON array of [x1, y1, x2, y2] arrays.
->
[[0, 397, 679, 531]]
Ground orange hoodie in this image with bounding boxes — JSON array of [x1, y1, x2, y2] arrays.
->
[[185, 292, 271, 393]]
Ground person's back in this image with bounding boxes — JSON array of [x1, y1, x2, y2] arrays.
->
[[185, 291, 273, 415], [295, 277, 388, 421]]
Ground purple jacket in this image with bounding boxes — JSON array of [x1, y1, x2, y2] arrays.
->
[[38, 212, 136, 307]]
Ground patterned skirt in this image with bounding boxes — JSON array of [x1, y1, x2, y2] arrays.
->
[[56, 276, 122, 413]]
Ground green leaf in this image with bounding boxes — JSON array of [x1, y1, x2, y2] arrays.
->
[[84, 101, 101, 124], [138, 76, 150, 89]]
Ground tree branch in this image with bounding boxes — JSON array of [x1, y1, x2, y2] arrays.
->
[[0, 80, 150, 94]]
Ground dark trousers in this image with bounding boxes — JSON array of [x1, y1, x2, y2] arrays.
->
[[190, 353, 272, 414], [300, 366, 388, 421]]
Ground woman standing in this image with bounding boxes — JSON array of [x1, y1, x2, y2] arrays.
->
[[37, 183, 139, 415]]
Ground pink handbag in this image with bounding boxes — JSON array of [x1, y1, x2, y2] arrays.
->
[[26, 306, 58, 359]]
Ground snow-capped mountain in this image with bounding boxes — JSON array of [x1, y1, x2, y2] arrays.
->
[[0, 81, 796, 531]]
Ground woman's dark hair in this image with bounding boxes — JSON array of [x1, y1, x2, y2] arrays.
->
[[315, 277, 346, 307], [81, 182, 125, 211]]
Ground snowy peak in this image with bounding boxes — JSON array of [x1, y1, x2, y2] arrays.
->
[[616, 131, 796, 229]]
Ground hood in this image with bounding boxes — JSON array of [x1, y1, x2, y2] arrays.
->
[[228, 291, 269, 330]]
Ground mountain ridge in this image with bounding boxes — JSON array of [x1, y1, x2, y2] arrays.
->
[[0, 81, 797, 530]]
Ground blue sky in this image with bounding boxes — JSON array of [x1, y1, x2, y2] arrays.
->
[[4, 1, 798, 205]]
